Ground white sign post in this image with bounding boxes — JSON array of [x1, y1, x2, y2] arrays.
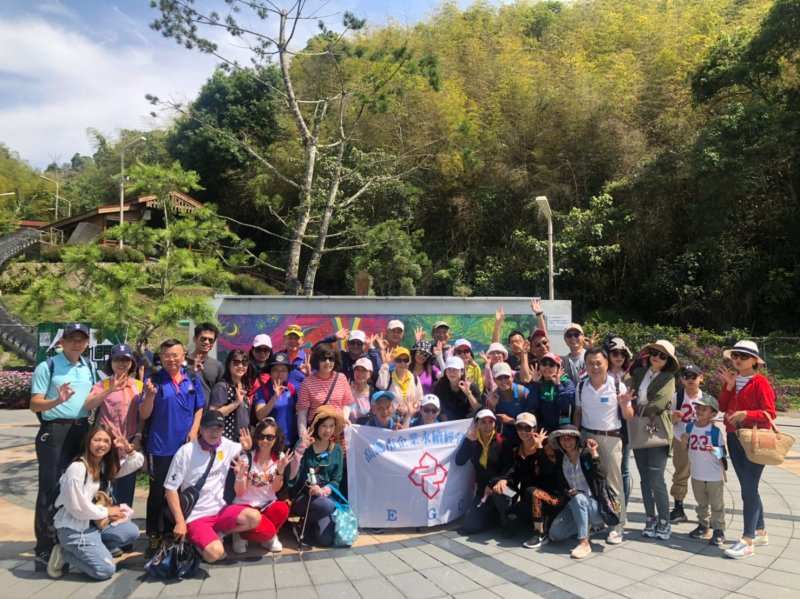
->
[[345, 420, 475, 528]]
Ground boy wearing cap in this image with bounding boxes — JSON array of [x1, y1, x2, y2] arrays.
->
[[561, 323, 587, 385], [411, 394, 442, 427], [164, 411, 261, 562], [669, 364, 705, 524], [678, 395, 726, 546], [30, 323, 97, 567], [359, 391, 408, 429], [281, 324, 308, 391]]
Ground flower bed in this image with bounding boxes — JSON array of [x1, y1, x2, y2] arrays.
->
[[0, 370, 33, 409]]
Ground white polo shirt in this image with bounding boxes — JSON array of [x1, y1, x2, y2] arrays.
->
[[576, 375, 627, 432]]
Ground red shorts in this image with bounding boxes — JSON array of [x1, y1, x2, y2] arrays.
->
[[186, 504, 248, 550]]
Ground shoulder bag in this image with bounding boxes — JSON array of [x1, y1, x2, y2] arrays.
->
[[328, 484, 359, 547], [627, 403, 669, 450], [178, 449, 216, 518], [736, 410, 795, 466]]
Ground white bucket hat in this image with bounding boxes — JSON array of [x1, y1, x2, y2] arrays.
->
[[723, 340, 765, 365]]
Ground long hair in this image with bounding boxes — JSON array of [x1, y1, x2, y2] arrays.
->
[[223, 349, 254, 390], [80, 425, 121, 482], [254, 417, 285, 459]]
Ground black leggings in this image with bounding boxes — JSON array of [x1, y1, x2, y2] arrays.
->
[[146, 454, 175, 537]]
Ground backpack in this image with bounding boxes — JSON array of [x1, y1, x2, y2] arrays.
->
[[685, 422, 728, 471], [36, 355, 99, 424]]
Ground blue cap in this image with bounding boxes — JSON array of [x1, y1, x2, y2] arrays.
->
[[110, 343, 135, 361], [63, 323, 90, 338], [371, 390, 396, 404]]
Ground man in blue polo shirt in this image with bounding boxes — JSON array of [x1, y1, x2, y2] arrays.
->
[[139, 338, 205, 554], [30, 323, 97, 569]]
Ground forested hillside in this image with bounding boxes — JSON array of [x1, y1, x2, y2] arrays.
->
[[2, 0, 798, 334]]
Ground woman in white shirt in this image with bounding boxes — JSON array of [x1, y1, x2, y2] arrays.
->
[[231, 418, 293, 554], [47, 425, 144, 580]]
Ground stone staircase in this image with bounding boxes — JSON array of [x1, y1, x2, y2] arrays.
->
[[0, 229, 40, 363]]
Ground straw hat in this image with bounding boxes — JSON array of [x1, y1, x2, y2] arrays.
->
[[642, 339, 679, 371], [309, 405, 346, 441], [722, 340, 765, 365]]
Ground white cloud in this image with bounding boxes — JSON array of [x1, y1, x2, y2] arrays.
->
[[0, 18, 217, 167]]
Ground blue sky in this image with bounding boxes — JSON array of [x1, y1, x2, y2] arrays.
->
[[0, 0, 474, 168]]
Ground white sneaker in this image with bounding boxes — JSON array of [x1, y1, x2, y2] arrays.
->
[[753, 532, 769, 546], [725, 540, 754, 559], [46, 545, 64, 579], [606, 529, 624, 545], [231, 533, 248, 554], [262, 535, 283, 553]]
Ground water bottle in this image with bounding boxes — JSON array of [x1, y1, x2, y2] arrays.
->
[[307, 467, 317, 486]]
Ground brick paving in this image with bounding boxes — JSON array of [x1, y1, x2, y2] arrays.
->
[[2, 410, 800, 598]]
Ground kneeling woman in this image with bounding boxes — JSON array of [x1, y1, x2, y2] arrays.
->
[[548, 426, 614, 559], [48, 425, 144, 580], [231, 418, 293, 554], [288, 405, 345, 547]]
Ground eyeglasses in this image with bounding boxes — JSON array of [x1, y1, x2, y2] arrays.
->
[[395, 357, 410, 363], [258, 434, 277, 441], [231, 359, 248, 367], [515, 424, 533, 432], [421, 407, 439, 414], [648, 350, 668, 360], [253, 346, 270, 353], [730, 352, 753, 360], [565, 332, 582, 339]]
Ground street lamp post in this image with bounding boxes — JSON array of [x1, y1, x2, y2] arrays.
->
[[119, 136, 147, 249], [39, 175, 60, 220], [535, 195, 554, 301]]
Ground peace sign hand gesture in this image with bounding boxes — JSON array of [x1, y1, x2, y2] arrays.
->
[[239, 427, 253, 451], [299, 353, 311, 376], [143, 379, 157, 401]]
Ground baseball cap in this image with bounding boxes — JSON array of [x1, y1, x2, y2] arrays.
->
[[492, 362, 513, 378], [515, 412, 537, 427], [421, 394, 440, 409], [453, 338, 472, 351], [564, 323, 584, 335], [371, 390, 396, 404], [200, 410, 225, 428], [694, 393, 719, 412], [392, 347, 411, 361], [432, 320, 450, 331], [540, 352, 562, 366], [348, 330, 366, 343], [252, 333, 272, 348], [530, 329, 548, 340], [487, 342, 508, 358], [444, 356, 464, 370], [353, 357, 374, 372], [681, 363, 702, 376], [387, 319, 405, 331], [63, 323, 90, 338], [475, 409, 496, 421], [267, 352, 293, 370], [110, 343, 135, 361], [284, 324, 304, 338]]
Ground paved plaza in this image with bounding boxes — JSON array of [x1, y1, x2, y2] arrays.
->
[[2, 410, 800, 599]]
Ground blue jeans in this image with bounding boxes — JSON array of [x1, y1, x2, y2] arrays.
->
[[728, 432, 765, 538], [633, 446, 670, 521], [113, 471, 137, 508], [548, 493, 603, 541], [57, 521, 140, 580], [621, 442, 632, 505]]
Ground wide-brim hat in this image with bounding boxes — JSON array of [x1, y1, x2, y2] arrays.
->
[[549, 425, 582, 449], [642, 339, 679, 371], [606, 337, 633, 360], [723, 340, 765, 365], [487, 342, 508, 359], [309, 405, 346, 439]]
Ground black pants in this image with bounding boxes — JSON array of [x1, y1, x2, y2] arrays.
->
[[146, 454, 175, 537], [34, 419, 89, 554], [460, 490, 512, 534], [292, 494, 337, 547]]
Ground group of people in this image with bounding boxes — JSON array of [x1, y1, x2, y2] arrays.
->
[[28, 301, 778, 581]]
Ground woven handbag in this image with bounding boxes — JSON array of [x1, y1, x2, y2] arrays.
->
[[736, 411, 795, 466]]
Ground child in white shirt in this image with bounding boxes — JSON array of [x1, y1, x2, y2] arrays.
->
[[680, 394, 726, 546]]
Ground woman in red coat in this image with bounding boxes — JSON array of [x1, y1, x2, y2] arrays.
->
[[717, 340, 776, 560]]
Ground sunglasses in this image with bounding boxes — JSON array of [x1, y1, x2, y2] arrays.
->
[[422, 407, 439, 414], [253, 346, 270, 353], [533, 342, 549, 349], [231, 360, 248, 367], [515, 424, 533, 432], [395, 357, 410, 363], [320, 357, 335, 363], [681, 373, 699, 380], [257, 434, 277, 441], [730, 351, 753, 360], [565, 332, 582, 339], [648, 349, 668, 360]]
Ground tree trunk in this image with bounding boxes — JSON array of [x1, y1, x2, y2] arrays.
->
[[284, 143, 317, 295]]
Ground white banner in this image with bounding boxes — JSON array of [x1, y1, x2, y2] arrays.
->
[[345, 419, 475, 528]]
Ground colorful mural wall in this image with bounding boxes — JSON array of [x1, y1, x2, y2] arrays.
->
[[217, 313, 541, 359]]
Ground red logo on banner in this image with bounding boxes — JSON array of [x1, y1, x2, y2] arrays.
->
[[408, 451, 448, 499]]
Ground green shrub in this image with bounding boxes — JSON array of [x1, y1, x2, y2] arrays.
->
[[98, 246, 146, 263], [230, 273, 280, 295], [39, 246, 63, 262]]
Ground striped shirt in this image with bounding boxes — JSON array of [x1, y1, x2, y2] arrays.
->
[[297, 372, 354, 422]]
